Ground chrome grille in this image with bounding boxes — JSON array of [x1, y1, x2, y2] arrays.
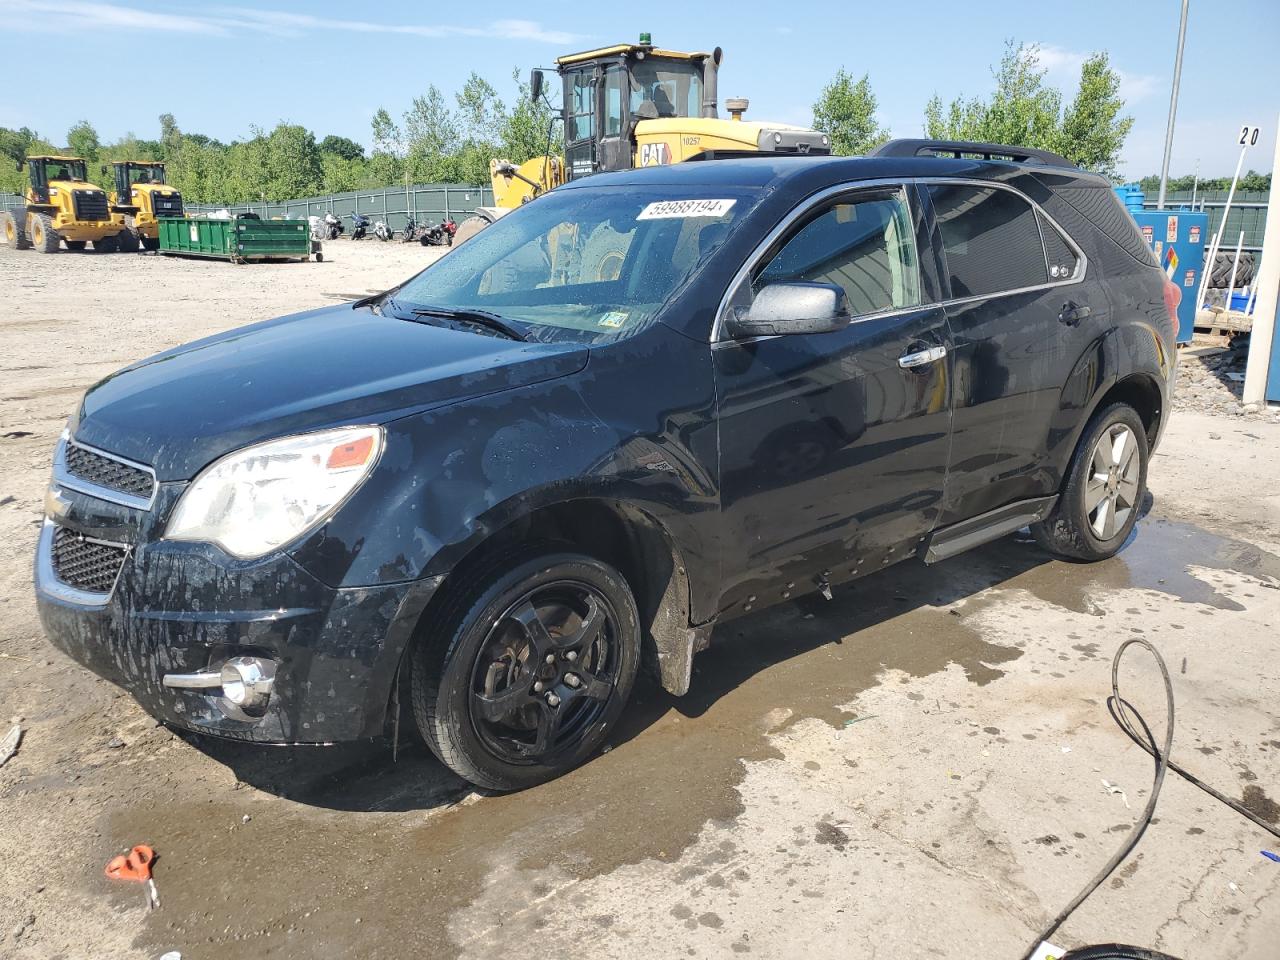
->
[[51, 527, 127, 594], [64, 442, 155, 500]]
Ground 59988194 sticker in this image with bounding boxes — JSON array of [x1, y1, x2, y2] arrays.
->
[[637, 199, 737, 220]]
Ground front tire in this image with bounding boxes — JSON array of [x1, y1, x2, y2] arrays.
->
[[30, 212, 60, 252], [1033, 402, 1148, 561], [411, 550, 640, 791]]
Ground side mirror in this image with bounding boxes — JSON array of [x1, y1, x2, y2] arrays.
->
[[530, 69, 544, 103], [726, 282, 852, 338]]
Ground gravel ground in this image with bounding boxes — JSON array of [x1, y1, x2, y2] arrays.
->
[[1174, 340, 1280, 421], [1, 239, 1278, 960]]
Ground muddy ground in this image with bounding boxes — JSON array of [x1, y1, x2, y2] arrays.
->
[[1, 239, 1278, 960]]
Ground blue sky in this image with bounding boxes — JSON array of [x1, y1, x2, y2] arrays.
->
[[5, 0, 1278, 179]]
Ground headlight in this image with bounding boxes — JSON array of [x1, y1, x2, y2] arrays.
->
[[166, 426, 383, 559]]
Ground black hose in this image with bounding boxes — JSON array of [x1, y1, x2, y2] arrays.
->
[[1020, 638, 1280, 960]]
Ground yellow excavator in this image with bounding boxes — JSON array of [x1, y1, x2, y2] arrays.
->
[[454, 33, 831, 243], [106, 161, 184, 251], [2, 156, 124, 253]]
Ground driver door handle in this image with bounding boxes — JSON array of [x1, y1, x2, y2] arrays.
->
[[898, 344, 947, 369]]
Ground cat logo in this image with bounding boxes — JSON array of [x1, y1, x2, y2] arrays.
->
[[639, 142, 672, 166]]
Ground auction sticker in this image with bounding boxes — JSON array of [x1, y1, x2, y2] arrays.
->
[[598, 311, 629, 328], [638, 199, 737, 220]]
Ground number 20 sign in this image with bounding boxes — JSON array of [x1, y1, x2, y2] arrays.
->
[[1239, 125, 1260, 146]]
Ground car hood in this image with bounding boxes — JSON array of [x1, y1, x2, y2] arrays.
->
[[73, 303, 589, 480]]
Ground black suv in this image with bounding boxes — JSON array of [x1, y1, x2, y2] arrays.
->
[[37, 140, 1179, 790]]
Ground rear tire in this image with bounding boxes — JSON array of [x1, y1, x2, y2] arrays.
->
[[2, 210, 30, 249], [94, 233, 119, 253], [119, 216, 142, 252], [1032, 402, 1148, 562], [411, 548, 640, 791], [30, 213, 60, 252], [142, 236, 160, 251]]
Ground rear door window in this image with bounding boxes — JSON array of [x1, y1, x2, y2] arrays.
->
[[927, 184, 1048, 298]]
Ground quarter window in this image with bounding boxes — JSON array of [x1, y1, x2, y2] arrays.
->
[[927, 184, 1048, 297], [1038, 210, 1081, 280], [753, 190, 921, 316]]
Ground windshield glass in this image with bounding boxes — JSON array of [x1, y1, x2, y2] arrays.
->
[[630, 58, 702, 118], [392, 185, 757, 343]]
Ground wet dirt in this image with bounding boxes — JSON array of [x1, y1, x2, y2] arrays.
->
[[107, 504, 1278, 959]]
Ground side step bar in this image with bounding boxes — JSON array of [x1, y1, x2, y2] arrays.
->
[[922, 495, 1057, 564]]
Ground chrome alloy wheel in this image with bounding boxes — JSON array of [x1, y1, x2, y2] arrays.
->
[[1085, 423, 1141, 541]]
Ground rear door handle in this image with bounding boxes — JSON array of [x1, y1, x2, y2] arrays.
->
[[1060, 302, 1092, 326], [898, 345, 947, 369]]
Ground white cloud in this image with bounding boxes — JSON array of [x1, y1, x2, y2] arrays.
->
[[1029, 43, 1163, 105], [0, 1, 581, 44]]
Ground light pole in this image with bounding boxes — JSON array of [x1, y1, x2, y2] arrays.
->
[[1157, 0, 1190, 210]]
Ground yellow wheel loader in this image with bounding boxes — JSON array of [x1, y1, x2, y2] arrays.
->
[[1, 156, 126, 253], [106, 161, 184, 251], [453, 33, 830, 244]]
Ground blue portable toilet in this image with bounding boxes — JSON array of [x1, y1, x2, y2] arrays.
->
[[1114, 185, 1209, 344]]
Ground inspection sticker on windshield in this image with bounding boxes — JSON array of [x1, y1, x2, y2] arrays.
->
[[637, 198, 737, 220], [598, 311, 629, 329]]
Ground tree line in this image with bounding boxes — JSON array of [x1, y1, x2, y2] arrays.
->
[[0, 68, 556, 204], [1, 44, 1266, 205]]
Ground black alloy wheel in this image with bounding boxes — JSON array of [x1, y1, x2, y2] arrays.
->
[[412, 551, 639, 790]]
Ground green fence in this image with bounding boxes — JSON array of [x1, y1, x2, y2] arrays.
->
[[3, 184, 494, 233], [183, 183, 494, 232], [1144, 190, 1268, 251]]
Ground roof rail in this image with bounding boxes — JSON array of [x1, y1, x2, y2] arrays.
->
[[869, 138, 1076, 168]]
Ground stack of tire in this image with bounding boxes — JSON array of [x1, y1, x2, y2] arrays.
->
[[1207, 250, 1256, 289]]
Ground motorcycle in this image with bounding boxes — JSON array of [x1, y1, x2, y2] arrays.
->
[[349, 212, 370, 240], [418, 218, 457, 247], [400, 217, 421, 243], [374, 219, 392, 242], [317, 211, 343, 240]]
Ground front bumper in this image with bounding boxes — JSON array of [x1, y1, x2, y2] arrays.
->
[[36, 470, 440, 743]]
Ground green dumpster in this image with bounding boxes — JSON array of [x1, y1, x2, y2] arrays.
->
[[159, 216, 321, 263]]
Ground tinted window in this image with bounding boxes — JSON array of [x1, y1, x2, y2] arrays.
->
[[1038, 210, 1081, 280], [754, 190, 920, 316], [565, 69, 594, 143], [928, 184, 1047, 297]]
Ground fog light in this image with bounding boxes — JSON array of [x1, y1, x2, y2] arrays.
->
[[219, 657, 276, 711]]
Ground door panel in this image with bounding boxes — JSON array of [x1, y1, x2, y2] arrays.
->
[[713, 186, 952, 610], [923, 182, 1107, 525]]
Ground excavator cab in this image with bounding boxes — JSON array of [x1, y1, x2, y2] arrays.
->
[[546, 34, 718, 179], [455, 33, 830, 245], [107, 161, 183, 250]]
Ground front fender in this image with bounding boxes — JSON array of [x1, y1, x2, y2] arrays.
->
[[288, 326, 721, 618]]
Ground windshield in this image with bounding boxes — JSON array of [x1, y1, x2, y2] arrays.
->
[[128, 165, 164, 185], [49, 160, 87, 181], [392, 185, 757, 343], [630, 58, 703, 119]]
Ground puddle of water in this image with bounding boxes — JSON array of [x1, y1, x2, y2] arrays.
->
[[112, 512, 1276, 959]]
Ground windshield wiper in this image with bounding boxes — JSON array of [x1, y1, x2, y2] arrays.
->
[[407, 305, 528, 342]]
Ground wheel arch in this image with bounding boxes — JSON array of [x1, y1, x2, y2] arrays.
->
[[402, 496, 703, 703]]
